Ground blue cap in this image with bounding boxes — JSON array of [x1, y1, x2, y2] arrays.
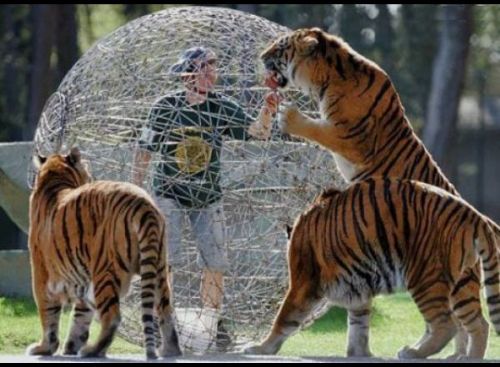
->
[[169, 47, 217, 74]]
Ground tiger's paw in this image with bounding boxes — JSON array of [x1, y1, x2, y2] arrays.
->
[[158, 344, 182, 358], [243, 343, 276, 355], [446, 353, 470, 361], [62, 340, 79, 355], [26, 341, 58, 356], [397, 345, 419, 360], [347, 347, 373, 358], [78, 344, 105, 358], [278, 104, 305, 135]]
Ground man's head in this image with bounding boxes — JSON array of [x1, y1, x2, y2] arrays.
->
[[170, 47, 218, 93]]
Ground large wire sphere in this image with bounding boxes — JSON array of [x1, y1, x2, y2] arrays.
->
[[31, 6, 344, 353]]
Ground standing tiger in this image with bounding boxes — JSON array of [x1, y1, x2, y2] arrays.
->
[[260, 27, 500, 356], [28, 147, 181, 359], [245, 178, 500, 359]]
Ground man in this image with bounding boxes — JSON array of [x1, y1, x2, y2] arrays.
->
[[132, 46, 280, 349]]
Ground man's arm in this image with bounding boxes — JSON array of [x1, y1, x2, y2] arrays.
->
[[132, 147, 152, 187], [222, 92, 280, 141], [132, 96, 174, 186], [247, 92, 281, 140]]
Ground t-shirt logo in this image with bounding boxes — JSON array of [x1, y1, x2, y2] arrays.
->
[[174, 132, 213, 174]]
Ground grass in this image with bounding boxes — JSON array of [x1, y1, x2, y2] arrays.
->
[[0, 294, 499, 359], [280, 293, 500, 359], [0, 297, 142, 355]]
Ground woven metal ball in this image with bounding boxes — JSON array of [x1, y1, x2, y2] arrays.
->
[[31, 6, 344, 353]]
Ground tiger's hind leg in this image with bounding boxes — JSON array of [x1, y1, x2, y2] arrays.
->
[[346, 301, 373, 357], [79, 272, 121, 358], [398, 281, 456, 359], [26, 252, 62, 356], [449, 266, 488, 360], [63, 300, 93, 355]]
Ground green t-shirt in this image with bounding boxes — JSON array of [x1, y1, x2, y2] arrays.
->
[[139, 91, 253, 208]]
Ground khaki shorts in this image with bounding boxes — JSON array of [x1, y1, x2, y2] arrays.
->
[[156, 197, 229, 273]]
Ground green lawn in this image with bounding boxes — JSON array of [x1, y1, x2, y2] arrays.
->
[[1, 294, 499, 359], [280, 293, 500, 359], [0, 297, 142, 355]]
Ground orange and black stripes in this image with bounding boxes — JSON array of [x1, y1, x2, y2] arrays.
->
[[249, 178, 499, 359], [28, 148, 181, 359]]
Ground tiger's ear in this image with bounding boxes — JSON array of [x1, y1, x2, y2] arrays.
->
[[32, 154, 47, 169], [298, 28, 323, 55], [299, 36, 318, 55], [66, 147, 81, 166]]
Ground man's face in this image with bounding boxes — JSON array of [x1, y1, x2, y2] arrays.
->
[[184, 57, 218, 93]]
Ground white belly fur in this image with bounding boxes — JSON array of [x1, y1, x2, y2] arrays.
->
[[331, 153, 358, 181]]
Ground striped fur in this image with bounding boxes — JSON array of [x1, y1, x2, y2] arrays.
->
[[260, 27, 500, 356], [246, 178, 500, 359], [27, 148, 181, 359]]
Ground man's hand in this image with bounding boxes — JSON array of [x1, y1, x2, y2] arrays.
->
[[262, 91, 282, 116]]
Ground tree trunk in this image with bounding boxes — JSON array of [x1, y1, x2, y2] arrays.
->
[[55, 4, 79, 86], [375, 5, 394, 76], [1, 5, 26, 141], [25, 4, 57, 141], [423, 5, 473, 174]]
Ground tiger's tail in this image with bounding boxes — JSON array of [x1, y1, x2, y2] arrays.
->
[[154, 220, 181, 358], [476, 220, 500, 335], [137, 206, 163, 359]]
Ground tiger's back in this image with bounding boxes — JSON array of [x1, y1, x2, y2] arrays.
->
[[28, 148, 181, 359], [34, 181, 163, 302]]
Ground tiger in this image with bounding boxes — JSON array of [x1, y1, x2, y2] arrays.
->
[[245, 177, 500, 359], [259, 27, 500, 357], [27, 147, 182, 359]]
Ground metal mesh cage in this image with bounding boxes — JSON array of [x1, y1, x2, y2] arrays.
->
[[30, 6, 345, 353]]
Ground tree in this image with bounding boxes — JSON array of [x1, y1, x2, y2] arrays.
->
[[423, 5, 474, 174], [373, 5, 394, 77], [55, 5, 79, 85], [26, 5, 57, 141], [394, 5, 438, 123], [25, 5, 80, 141]]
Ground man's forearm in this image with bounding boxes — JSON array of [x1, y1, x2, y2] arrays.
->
[[132, 149, 152, 186], [249, 107, 274, 139]]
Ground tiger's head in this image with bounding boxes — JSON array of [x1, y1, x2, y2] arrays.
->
[[261, 27, 385, 101], [33, 147, 92, 190]]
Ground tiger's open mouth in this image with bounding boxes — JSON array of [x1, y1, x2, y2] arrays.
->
[[262, 59, 288, 89], [264, 69, 288, 89]]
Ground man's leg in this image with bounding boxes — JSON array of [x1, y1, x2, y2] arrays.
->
[[201, 269, 224, 310], [190, 202, 230, 348]]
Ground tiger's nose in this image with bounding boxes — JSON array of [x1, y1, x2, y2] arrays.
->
[[264, 59, 275, 70]]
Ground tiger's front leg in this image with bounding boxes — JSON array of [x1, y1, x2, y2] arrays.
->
[[278, 104, 318, 138], [278, 105, 363, 170], [244, 239, 323, 355], [244, 282, 322, 355]]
